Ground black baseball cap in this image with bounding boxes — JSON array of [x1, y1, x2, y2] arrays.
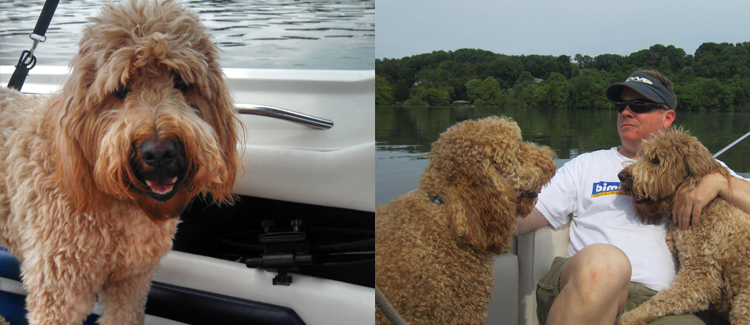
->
[[606, 72, 676, 110]]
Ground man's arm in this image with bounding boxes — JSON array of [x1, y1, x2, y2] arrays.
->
[[515, 207, 551, 236], [724, 176, 750, 212], [674, 173, 750, 229]]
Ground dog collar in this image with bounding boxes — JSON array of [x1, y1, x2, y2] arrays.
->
[[428, 195, 444, 205]]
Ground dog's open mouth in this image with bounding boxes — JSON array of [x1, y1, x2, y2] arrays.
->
[[130, 161, 187, 203], [129, 139, 189, 202], [146, 177, 179, 197], [634, 194, 650, 205], [142, 175, 183, 202]]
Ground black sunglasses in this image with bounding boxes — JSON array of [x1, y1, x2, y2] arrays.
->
[[615, 99, 665, 113]]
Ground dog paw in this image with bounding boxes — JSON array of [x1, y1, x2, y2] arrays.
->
[[618, 310, 649, 325]]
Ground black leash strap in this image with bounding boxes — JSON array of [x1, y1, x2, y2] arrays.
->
[[7, 0, 60, 91], [375, 285, 409, 325]]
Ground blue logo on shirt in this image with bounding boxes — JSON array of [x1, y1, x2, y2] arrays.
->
[[591, 181, 622, 197]]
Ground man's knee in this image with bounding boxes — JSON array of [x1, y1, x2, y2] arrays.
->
[[561, 244, 631, 303]]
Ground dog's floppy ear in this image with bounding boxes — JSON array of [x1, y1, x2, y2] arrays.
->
[[444, 164, 516, 255], [192, 40, 244, 205], [673, 137, 730, 209], [682, 146, 723, 178], [669, 129, 722, 178], [47, 47, 110, 213]]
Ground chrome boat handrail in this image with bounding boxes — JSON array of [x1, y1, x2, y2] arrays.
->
[[714, 130, 750, 158], [236, 104, 333, 130]]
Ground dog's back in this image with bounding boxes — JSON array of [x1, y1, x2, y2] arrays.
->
[[0, 87, 51, 249], [0, 87, 47, 130], [375, 193, 495, 325], [0, 87, 49, 161]]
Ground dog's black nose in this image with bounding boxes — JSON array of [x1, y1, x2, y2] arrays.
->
[[141, 139, 179, 167], [617, 171, 629, 183]]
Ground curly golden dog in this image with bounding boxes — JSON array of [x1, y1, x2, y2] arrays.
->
[[375, 116, 556, 325], [0, 1, 240, 324], [618, 128, 750, 324]]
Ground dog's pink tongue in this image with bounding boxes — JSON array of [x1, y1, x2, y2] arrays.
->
[[151, 183, 171, 191], [145, 177, 177, 194]]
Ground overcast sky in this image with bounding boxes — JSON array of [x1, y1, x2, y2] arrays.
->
[[376, 0, 750, 60]]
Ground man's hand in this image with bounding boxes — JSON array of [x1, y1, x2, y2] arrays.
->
[[673, 173, 750, 230], [673, 173, 725, 230]]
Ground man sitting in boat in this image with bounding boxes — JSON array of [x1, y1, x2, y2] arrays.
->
[[515, 70, 750, 325]]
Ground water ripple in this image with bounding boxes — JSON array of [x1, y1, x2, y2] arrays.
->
[[0, 0, 374, 70]]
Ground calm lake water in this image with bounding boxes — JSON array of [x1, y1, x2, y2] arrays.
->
[[376, 106, 750, 205], [0, 0, 374, 70]]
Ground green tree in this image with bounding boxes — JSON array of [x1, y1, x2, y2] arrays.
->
[[658, 56, 671, 72], [488, 57, 518, 88], [403, 85, 429, 106], [394, 79, 410, 103], [568, 71, 610, 109], [593, 54, 622, 71], [466, 77, 504, 107], [536, 72, 570, 109], [677, 77, 734, 111], [375, 75, 394, 105], [424, 87, 451, 106], [514, 71, 535, 88], [510, 71, 540, 108], [402, 97, 429, 107], [574, 54, 594, 69]]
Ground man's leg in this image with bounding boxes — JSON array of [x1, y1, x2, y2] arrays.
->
[[547, 244, 631, 325]]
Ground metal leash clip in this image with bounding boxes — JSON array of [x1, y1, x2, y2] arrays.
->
[[7, 0, 60, 91], [28, 33, 47, 58], [7, 34, 47, 91]]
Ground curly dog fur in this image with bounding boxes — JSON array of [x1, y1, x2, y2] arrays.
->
[[618, 128, 750, 324], [0, 1, 240, 324], [375, 116, 556, 325]]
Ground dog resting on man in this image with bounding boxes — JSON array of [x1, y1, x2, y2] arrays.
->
[[618, 128, 750, 324], [0, 1, 240, 324]]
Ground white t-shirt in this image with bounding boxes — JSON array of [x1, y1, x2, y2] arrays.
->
[[536, 147, 743, 291]]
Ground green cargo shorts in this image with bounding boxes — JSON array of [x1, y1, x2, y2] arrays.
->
[[536, 256, 706, 325]]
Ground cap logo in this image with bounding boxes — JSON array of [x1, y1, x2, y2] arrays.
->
[[625, 76, 653, 85]]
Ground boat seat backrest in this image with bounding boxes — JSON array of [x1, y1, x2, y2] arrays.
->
[[517, 222, 571, 325]]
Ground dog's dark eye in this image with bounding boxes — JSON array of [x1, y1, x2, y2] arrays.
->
[[173, 73, 190, 93], [650, 156, 660, 164], [522, 191, 539, 198], [113, 85, 130, 100]]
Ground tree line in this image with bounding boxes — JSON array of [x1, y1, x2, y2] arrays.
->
[[375, 43, 750, 111]]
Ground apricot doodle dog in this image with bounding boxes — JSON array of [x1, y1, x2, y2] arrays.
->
[[0, 1, 240, 324], [375, 116, 556, 325], [618, 128, 750, 324]]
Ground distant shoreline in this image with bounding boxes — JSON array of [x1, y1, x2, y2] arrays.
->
[[376, 43, 750, 112]]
